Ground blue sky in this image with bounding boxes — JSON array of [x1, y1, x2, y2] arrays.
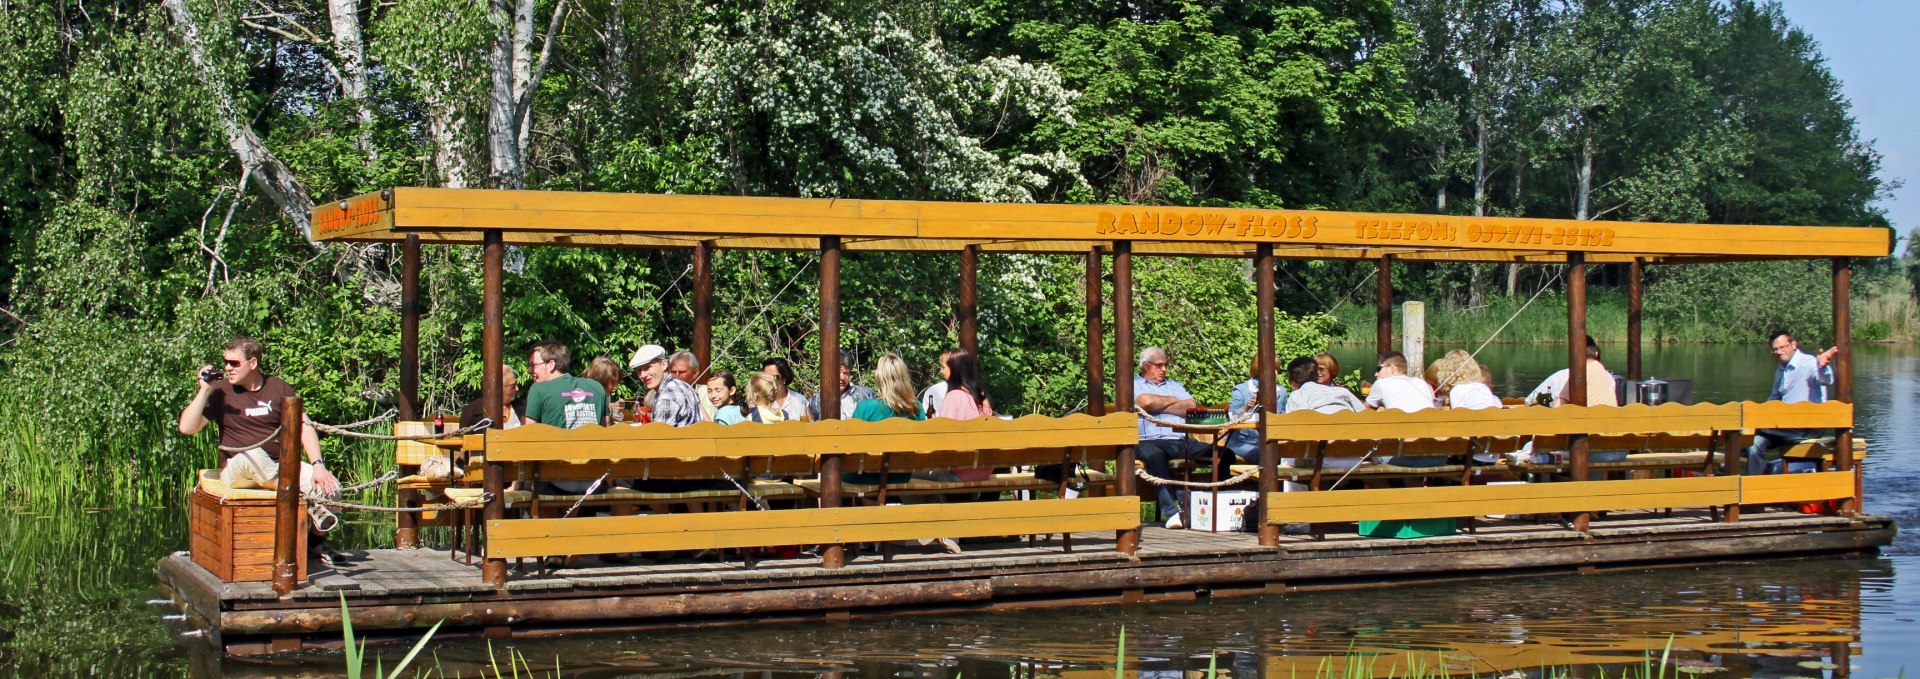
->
[[1775, 0, 1916, 247]]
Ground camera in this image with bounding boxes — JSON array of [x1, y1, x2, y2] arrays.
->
[[200, 367, 223, 383]]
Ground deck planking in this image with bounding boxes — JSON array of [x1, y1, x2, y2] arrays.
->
[[158, 509, 1893, 655]]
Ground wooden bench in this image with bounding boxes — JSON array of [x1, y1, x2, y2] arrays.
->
[[480, 414, 1143, 568]]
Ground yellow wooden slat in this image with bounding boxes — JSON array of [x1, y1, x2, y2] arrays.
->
[[1263, 476, 1740, 524], [485, 496, 1141, 558], [1266, 402, 1742, 442], [311, 188, 1892, 260], [1739, 471, 1856, 504], [1742, 401, 1854, 431], [486, 413, 1138, 462]]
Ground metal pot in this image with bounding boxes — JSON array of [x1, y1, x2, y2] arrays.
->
[[1637, 377, 1669, 406]]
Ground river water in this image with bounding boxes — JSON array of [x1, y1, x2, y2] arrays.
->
[[0, 344, 1912, 678]]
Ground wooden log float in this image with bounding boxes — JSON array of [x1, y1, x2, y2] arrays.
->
[[164, 513, 1894, 643]]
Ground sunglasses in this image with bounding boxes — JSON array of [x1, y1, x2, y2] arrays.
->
[[223, 359, 243, 367]]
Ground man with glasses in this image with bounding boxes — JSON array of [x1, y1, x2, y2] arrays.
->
[[1133, 347, 1211, 529], [523, 341, 608, 496], [179, 337, 340, 495], [1747, 330, 1838, 475], [524, 340, 606, 430]]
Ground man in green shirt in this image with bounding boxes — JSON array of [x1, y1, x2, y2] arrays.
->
[[522, 340, 607, 430]]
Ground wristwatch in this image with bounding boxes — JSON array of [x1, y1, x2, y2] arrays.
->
[[312, 459, 326, 467]]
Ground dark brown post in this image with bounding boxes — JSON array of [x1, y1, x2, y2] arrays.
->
[[1627, 257, 1644, 382], [271, 397, 304, 595], [396, 234, 422, 549], [1113, 241, 1138, 555], [1255, 244, 1280, 546], [1086, 247, 1105, 415], [1833, 257, 1857, 514], [818, 236, 847, 568], [1565, 251, 1590, 532], [1376, 256, 1393, 355], [693, 240, 715, 377], [481, 229, 508, 587], [959, 244, 980, 358]]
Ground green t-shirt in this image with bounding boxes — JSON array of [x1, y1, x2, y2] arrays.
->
[[845, 398, 922, 484], [523, 375, 608, 429]]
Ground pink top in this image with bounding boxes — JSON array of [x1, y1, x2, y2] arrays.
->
[[939, 389, 994, 481], [938, 389, 992, 421]]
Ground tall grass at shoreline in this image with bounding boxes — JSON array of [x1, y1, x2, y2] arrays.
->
[[1335, 278, 1919, 345]]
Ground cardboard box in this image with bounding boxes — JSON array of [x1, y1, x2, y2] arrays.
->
[[1190, 491, 1260, 532]]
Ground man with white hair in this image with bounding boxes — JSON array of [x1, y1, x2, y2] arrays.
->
[[629, 345, 703, 426], [1133, 346, 1212, 529]]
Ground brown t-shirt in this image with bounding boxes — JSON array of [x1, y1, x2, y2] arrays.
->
[[202, 375, 298, 462]]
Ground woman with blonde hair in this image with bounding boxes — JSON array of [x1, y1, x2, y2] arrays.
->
[[846, 353, 922, 485], [1434, 350, 1500, 410]]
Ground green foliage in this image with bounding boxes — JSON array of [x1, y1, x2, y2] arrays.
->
[[1645, 261, 1834, 344]]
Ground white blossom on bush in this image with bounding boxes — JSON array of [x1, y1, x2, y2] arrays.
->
[[687, 2, 1085, 202]]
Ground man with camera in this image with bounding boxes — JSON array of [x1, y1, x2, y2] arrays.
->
[[177, 337, 340, 497]]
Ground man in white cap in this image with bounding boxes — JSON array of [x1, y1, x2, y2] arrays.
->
[[629, 344, 702, 426]]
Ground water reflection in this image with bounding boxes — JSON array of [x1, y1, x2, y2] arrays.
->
[[201, 557, 1901, 679]]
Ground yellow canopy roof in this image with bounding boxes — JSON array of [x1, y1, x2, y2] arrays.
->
[[312, 188, 1891, 263]]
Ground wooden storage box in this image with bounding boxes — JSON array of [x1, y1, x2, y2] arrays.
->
[[189, 470, 307, 583]]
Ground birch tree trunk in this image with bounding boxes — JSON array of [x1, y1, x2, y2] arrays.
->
[[328, 0, 374, 160], [1435, 142, 1448, 212], [1575, 131, 1593, 221], [425, 82, 472, 189], [1473, 111, 1488, 218], [486, 0, 528, 188], [163, 0, 317, 243]]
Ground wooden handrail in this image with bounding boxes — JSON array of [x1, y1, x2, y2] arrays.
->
[[484, 413, 1138, 462]]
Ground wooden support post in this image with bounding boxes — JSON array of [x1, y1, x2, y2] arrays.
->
[[1565, 251, 1590, 532], [1833, 256, 1857, 515], [1721, 430, 1741, 523], [1376, 256, 1392, 355], [396, 234, 422, 549], [960, 244, 980, 358], [1113, 241, 1138, 555], [1401, 301, 1426, 379], [1626, 257, 1644, 382], [271, 397, 304, 596], [481, 229, 508, 587], [819, 236, 846, 568], [1086, 247, 1105, 415], [693, 240, 715, 377], [1255, 244, 1280, 547]]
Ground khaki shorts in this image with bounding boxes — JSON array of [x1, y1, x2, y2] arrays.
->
[[220, 448, 322, 494]]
